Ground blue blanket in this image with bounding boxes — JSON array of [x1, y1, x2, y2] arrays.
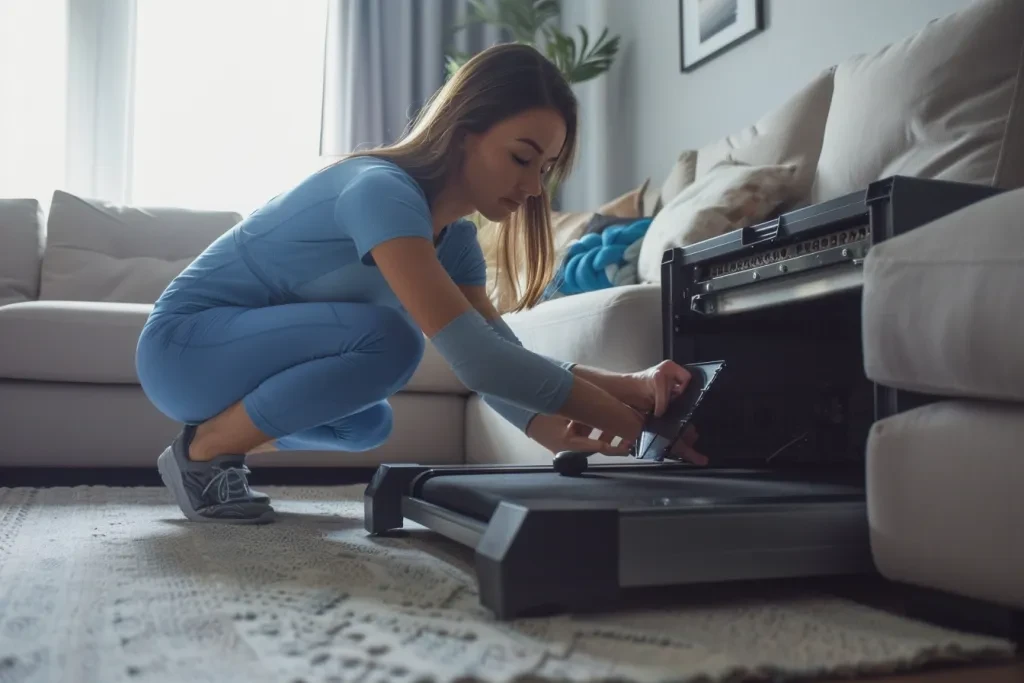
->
[[543, 218, 652, 300]]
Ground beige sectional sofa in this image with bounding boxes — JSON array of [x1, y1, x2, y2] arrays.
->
[[0, 0, 1021, 614]]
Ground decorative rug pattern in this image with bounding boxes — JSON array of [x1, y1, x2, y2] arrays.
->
[[0, 485, 1015, 683]]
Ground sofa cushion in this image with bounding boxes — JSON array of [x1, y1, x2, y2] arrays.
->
[[0, 198, 44, 305], [867, 400, 1024, 609], [504, 284, 663, 373], [0, 300, 152, 383], [39, 190, 243, 303], [695, 67, 835, 204], [813, 0, 1024, 203], [862, 188, 1024, 403]]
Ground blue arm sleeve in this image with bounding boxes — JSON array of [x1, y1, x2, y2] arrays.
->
[[333, 162, 434, 265], [480, 315, 577, 432], [430, 309, 575, 415]]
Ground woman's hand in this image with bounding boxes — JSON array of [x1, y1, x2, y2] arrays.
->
[[527, 414, 633, 456], [615, 360, 693, 416], [528, 414, 707, 465], [666, 424, 707, 465]]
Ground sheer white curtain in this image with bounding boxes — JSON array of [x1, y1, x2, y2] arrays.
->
[[64, 0, 138, 203], [0, 0, 68, 201]]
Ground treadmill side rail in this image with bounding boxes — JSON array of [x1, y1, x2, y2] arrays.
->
[[401, 496, 487, 548], [475, 502, 620, 620]]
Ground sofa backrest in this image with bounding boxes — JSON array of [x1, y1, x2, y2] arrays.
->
[[0, 198, 45, 306], [812, 0, 1024, 202], [38, 190, 242, 304]]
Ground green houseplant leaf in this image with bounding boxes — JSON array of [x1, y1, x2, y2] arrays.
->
[[446, 0, 620, 86], [544, 24, 620, 84]]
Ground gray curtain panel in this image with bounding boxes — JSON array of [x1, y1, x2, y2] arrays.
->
[[320, 0, 507, 156]]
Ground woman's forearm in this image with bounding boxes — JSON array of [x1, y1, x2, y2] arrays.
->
[[569, 364, 649, 413], [556, 374, 646, 443], [525, 413, 570, 451], [569, 364, 628, 396]]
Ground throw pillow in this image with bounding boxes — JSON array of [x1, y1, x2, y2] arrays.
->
[[598, 179, 650, 218], [657, 150, 699, 213], [39, 190, 242, 303], [637, 161, 801, 284]]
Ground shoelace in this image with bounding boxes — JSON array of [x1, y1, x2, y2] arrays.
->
[[201, 465, 255, 505]]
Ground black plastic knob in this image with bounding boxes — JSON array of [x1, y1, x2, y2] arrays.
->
[[553, 450, 590, 476]]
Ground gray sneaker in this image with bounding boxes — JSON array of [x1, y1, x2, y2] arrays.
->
[[156, 424, 275, 524]]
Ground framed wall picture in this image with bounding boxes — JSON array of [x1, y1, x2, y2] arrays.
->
[[679, 0, 764, 71]]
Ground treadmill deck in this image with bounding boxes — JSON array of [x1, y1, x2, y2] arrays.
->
[[415, 465, 865, 521]]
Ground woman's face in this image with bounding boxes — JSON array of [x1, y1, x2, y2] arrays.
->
[[460, 107, 567, 221]]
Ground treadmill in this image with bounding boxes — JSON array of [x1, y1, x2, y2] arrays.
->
[[364, 176, 1003, 620]]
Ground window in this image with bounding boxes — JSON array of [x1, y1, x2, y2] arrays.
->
[[130, 0, 329, 214], [0, 0, 68, 201]]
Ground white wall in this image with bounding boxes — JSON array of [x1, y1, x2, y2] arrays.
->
[[560, 0, 976, 211]]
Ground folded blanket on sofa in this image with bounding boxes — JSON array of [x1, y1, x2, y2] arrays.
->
[[542, 218, 652, 300]]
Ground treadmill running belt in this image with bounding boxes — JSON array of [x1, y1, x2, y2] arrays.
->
[[417, 469, 864, 522]]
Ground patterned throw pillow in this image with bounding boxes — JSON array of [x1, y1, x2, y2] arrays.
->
[[637, 161, 802, 284]]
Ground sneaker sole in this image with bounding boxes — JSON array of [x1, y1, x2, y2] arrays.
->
[[157, 447, 276, 525]]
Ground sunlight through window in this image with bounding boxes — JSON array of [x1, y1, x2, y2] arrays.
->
[[131, 0, 329, 214], [0, 0, 68, 201]]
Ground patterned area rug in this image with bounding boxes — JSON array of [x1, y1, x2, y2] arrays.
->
[[0, 485, 1015, 683]]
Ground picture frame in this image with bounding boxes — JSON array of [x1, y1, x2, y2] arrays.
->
[[679, 0, 764, 72]]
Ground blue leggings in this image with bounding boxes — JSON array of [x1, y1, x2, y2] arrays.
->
[[135, 303, 424, 451]]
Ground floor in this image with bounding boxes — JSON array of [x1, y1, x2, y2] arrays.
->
[[3, 466, 1021, 683], [823, 576, 1022, 682]]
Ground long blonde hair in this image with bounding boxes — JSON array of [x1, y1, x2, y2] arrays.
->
[[342, 43, 579, 312]]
